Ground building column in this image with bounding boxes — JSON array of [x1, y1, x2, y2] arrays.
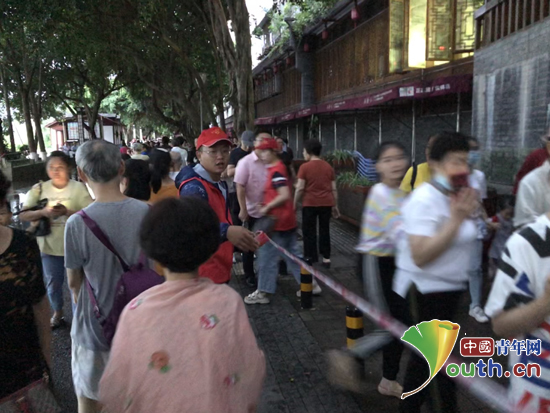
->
[[334, 118, 337, 150], [319, 122, 322, 143], [296, 123, 299, 154], [456, 92, 461, 132], [354, 115, 357, 151], [379, 110, 382, 145], [411, 102, 416, 162]]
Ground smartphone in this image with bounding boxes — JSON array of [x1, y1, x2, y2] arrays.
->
[[450, 173, 470, 192]]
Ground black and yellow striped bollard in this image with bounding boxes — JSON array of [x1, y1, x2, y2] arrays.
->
[[300, 267, 313, 309], [346, 306, 364, 348]]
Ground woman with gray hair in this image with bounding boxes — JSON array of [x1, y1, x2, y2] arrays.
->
[[65, 140, 152, 413]]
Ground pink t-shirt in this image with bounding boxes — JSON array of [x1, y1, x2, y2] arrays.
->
[[234, 151, 268, 219]]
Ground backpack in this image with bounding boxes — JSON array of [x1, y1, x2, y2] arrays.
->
[[77, 210, 164, 346]]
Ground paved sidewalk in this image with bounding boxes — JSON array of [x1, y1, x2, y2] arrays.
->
[[232, 216, 505, 413]]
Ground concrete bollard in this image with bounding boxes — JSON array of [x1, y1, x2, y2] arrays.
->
[[346, 306, 364, 348], [300, 267, 313, 309]]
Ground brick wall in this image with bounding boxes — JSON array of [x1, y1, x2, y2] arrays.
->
[[473, 19, 550, 187]]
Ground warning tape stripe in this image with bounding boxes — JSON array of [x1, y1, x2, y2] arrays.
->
[[264, 234, 516, 413]]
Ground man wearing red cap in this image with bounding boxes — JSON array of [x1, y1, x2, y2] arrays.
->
[[244, 137, 321, 305], [175, 127, 258, 284]]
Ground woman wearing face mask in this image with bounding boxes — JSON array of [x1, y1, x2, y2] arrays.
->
[[20, 151, 93, 328], [327, 141, 409, 398], [395, 132, 478, 413]]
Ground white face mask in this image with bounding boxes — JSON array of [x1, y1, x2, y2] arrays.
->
[[433, 173, 453, 191]]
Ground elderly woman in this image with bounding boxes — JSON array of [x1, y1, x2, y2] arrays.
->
[[99, 197, 265, 412], [131, 142, 149, 161], [0, 171, 51, 398], [396, 132, 478, 413], [20, 151, 92, 328]]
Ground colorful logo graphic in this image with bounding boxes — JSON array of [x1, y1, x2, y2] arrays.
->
[[400, 319, 461, 399]]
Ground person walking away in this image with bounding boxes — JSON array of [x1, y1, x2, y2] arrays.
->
[[225, 130, 254, 225], [20, 151, 92, 328], [512, 130, 550, 195], [244, 137, 320, 305], [148, 149, 179, 204], [485, 206, 550, 411], [0, 171, 52, 399], [170, 136, 188, 168], [169, 151, 183, 180], [120, 159, 151, 202], [160, 136, 171, 151], [400, 135, 438, 193], [487, 196, 515, 279], [234, 131, 270, 287], [175, 127, 258, 284], [466, 137, 492, 323], [130, 143, 149, 161], [294, 139, 339, 269], [395, 132, 478, 413], [65, 140, 151, 413], [99, 197, 265, 412], [327, 141, 409, 398], [515, 133, 550, 228]]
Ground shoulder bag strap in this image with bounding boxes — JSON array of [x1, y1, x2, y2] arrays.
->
[[410, 162, 418, 190], [77, 210, 130, 271]]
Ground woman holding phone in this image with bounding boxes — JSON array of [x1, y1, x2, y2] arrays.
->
[[395, 132, 478, 413], [20, 151, 92, 328]]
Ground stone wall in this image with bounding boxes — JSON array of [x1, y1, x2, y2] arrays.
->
[[473, 19, 550, 188]]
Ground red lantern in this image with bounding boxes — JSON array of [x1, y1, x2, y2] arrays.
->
[[263, 73, 268, 81], [303, 42, 310, 52], [322, 29, 328, 40], [351, 7, 359, 21], [273, 64, 278, 74], [286, 56, 291, 66]]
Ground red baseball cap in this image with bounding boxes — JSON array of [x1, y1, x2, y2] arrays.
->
[[196, 127, 232, 150], [256, 137, 279, 151]]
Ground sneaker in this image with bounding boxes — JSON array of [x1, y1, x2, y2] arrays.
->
[[469, 306, 489, 323], [377, 378, 403, 399], [326, 350, 366, 393], [50, 316, 65, 329], [244, 290, 270, 305], [296, 281, 322, 297], [322, 258, 331, 269]]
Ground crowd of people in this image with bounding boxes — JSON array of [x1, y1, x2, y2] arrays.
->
[[1, 126, 550, 412]]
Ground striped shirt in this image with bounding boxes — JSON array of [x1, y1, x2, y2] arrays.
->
[[485, 214, 550, 410], [356, 183, 406, 256]]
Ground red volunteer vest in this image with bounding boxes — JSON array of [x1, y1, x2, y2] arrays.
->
[[264, 161, 297, 232], [179, 177, 233, 283]]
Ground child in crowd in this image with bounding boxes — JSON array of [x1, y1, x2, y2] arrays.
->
[[99, 197, 265, 412], [327, 141, 409, 398], [488, 195, 515, 279], [0, 198, 12, 227], [485, 207, 550, 412]]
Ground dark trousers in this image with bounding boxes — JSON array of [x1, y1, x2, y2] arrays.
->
[[228, 192, 241, 226], [355, 255, 408, 380], [242, 216, 257, 279], [302, 206, 332, 263], [400, 289, 463, 413]]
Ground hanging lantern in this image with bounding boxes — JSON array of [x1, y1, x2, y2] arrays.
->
[[303, 42, 310, 52], [255, 78, 261, 86], [322, 29, 329, 40], [286, 56, 291, 66], [263, 72, 268, 81], [273, 64, 278, 74], [351, 7, 359, 21]]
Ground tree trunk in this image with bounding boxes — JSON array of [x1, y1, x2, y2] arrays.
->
[[216, 100, 226, 131], [30, 95, 46, 157], [1, 69, 16, 152], [87, 92, 103, 139], [17, 77, 36, 157]]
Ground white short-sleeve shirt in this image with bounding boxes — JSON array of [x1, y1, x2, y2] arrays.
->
[[394, 182, 478, 297]]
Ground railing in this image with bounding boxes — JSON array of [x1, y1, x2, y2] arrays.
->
[[475, 0, 550, 48]]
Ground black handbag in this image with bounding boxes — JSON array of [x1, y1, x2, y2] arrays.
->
[[12, 183, 51, 237]]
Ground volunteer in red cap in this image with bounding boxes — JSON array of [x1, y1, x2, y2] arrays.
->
[[244, 137, 321, 305], [175, 127, 258, 283]]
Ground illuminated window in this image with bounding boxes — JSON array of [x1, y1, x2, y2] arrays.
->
[[455, 0, 484, 51], [427, 0, 453, 60], [408, 0, 428, 68]]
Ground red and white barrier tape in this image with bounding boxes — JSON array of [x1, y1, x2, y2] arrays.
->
[[261, 233, 515, 413]]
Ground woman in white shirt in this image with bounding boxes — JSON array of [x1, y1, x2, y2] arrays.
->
[[396, 132, 478, 413]]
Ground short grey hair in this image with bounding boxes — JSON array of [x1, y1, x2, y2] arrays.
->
[[76, 140, 122, 183], [132, 142, 144, 152]]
